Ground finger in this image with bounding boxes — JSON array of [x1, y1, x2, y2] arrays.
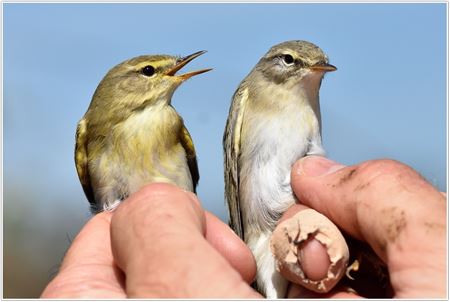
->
[[110, 183, 260, 298], [41, 212, 125, 298], [291, 156, 446, 297], [204, 211, 256, 284], [272, 204, 349, 295], [170, 192, 256, 283], [291, 156, 445, 259], [278, 204, 331, 281]]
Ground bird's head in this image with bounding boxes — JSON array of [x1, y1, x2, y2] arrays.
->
[[254, 40, 336, 89], [90, 51, 211, 112]]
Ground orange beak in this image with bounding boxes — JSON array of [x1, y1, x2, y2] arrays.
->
[[165, 50, 212, 80], [310, 62, 337, 72]]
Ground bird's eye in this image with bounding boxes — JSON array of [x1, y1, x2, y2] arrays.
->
[[282, 54, 295, 65], [141, 65, 155, 77]]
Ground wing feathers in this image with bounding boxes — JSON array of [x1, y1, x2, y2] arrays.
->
[[223, 87, 248, 240], [180, 125, 200, 193], [75, 118, 96, 207]]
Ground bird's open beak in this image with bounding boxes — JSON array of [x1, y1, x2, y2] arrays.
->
[[165, 50, 212, 80], [310, 62, 337, 72]]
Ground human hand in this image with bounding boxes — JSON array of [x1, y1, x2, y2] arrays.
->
[[282, 156, 446, 298], [41, 183, 260, 298]]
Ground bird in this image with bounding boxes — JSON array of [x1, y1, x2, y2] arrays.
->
[[223, 40, 336, 298], [75, 51, 211, 213]]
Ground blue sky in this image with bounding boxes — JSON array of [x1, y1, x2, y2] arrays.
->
[[4, 3, 447, 225]]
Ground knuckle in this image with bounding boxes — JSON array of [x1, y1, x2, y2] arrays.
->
[[112, 185, 174, 230], [361, 159, 409, 174], [136, 182, 181, 201], [135, 183, 199, 210], [356, 159, 415, 185], [116, 183, 184, 216], [113, 183, 203, 234], [112, 182, 204, 237]]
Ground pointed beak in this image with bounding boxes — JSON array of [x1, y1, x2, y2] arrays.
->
[[165, 50, 212, 80], [310, 62, 337, 72]]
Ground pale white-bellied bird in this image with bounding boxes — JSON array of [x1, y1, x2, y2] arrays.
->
[[223, 40, 336, 298], [75, 51, 211, 213]]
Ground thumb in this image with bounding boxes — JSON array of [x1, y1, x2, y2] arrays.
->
[[290, 156, 445, 259], [290, 156, 446, 298]]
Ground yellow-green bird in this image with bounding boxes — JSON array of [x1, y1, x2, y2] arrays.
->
[[75, 51, 211, 213], [223, 41, 336, 298]]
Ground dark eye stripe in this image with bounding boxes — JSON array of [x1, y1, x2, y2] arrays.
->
[[295, 58, 305, 67], [270, 54, 305, 67]]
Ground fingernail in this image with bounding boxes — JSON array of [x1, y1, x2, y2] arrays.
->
[[297, 237, 330, 281], [295, 156, 345, 177]]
